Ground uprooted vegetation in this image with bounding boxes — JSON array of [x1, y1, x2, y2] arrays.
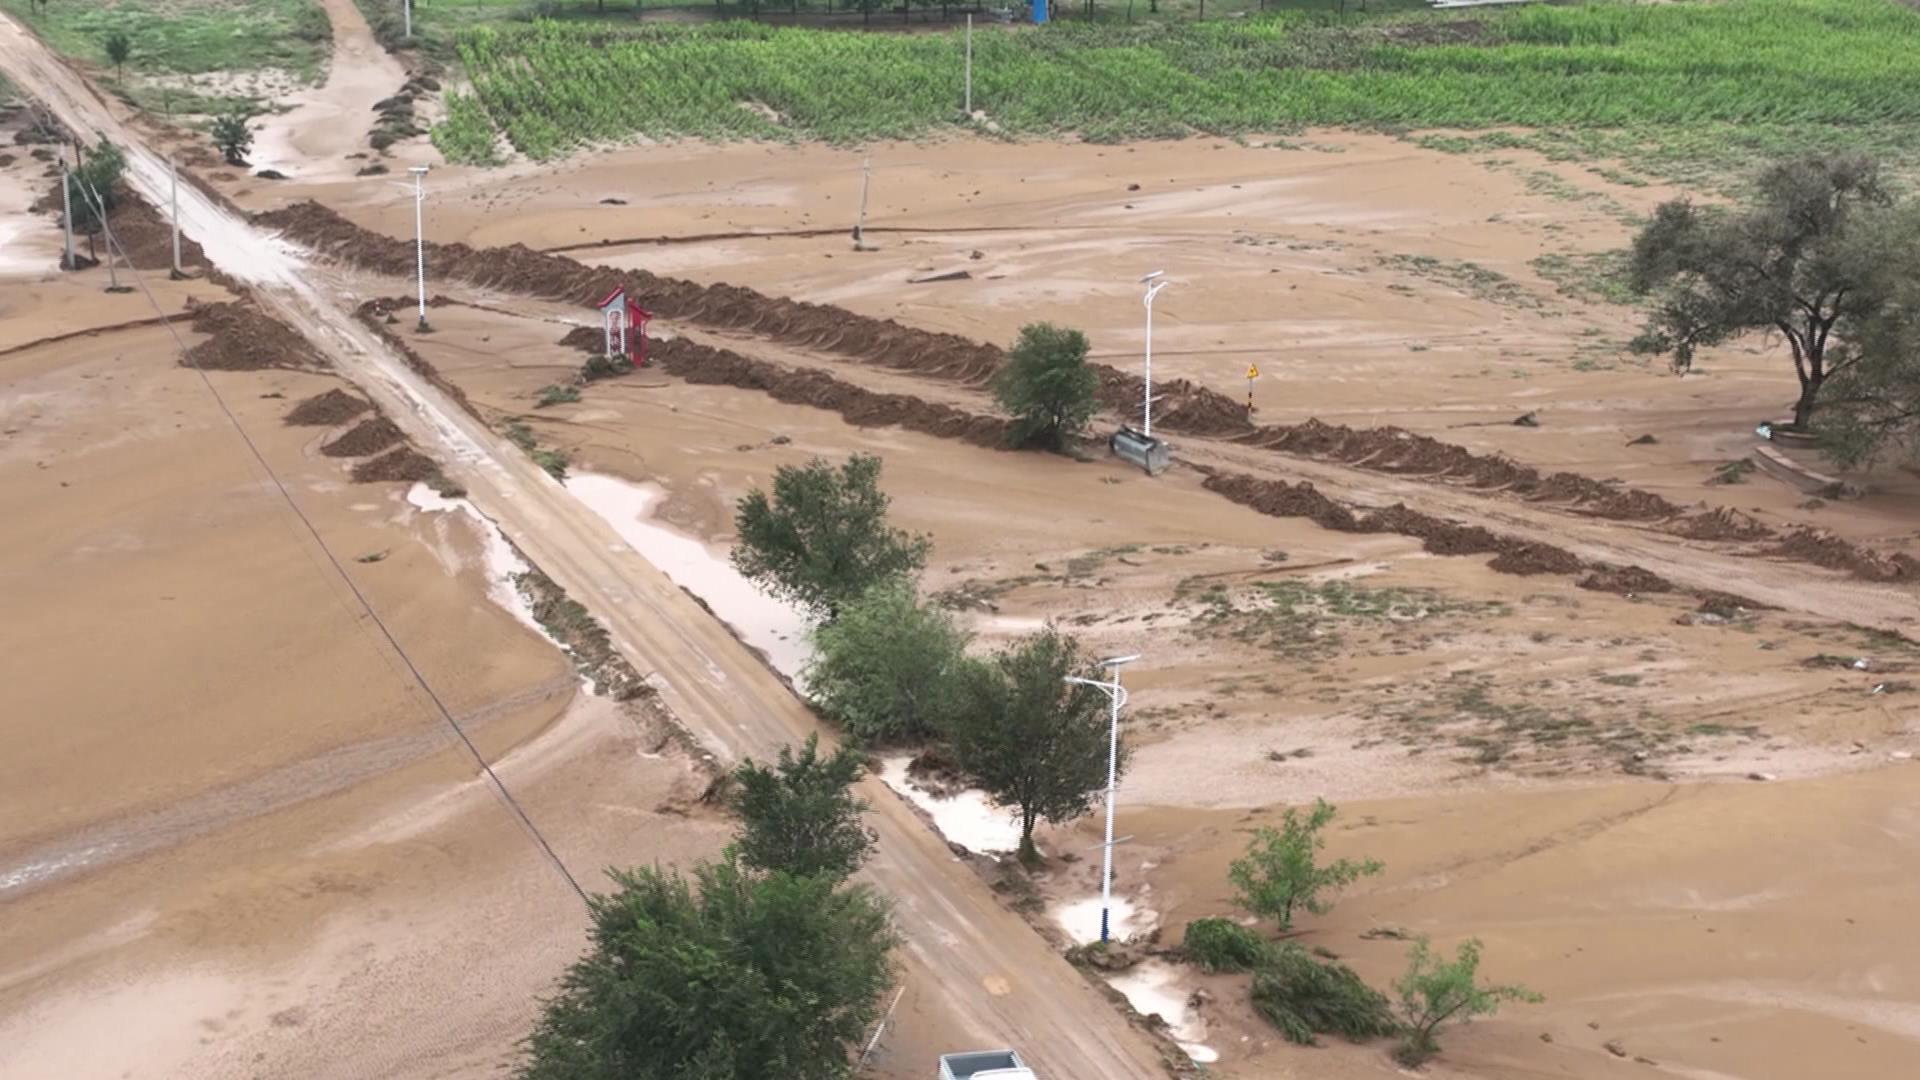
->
[[511, 564, 652, 701], [1180, 577, 1501, 661]]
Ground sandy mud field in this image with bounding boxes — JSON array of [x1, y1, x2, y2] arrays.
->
[[4, 5, 1919, 1079]]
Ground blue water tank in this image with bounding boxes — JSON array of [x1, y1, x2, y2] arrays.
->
[[1032, 0, 1048, 23]]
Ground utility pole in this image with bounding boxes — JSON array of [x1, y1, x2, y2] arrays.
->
[[1065, 653, 1141, 945], [169, 155, 185, 280], [404, 0, 413, 40], [964, 15, 973, 116], [409, 165, 431, 332], [1140, 271, 1168, 438], [58, 161, 75, 271], [853, 156, 871, 250]]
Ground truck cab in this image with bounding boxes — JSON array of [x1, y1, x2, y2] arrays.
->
[[939, 1049, 1037, 1080]]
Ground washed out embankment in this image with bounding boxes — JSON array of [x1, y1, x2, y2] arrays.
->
[[257, 200, 1914, 582]]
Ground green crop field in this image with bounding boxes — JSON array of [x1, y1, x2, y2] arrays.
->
[[432, 0, 1920, 185], [0, 0, 331, 79]]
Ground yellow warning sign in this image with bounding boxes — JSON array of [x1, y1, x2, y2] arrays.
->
[[1246, 364, 1261, 380]]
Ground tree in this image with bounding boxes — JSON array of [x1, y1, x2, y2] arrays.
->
[[65, 137, 126, 264], [948, 626, 1115, 864], [1252, 944, 1398, 1047], [732, 453, 929, 620], [1817, 203, 1920, 465], [210, 112, 253, 166], [731, 734, 874, 882], [521, 859, 896, 1080], [1393, 937, 1542, 1067], [1228, 798, 1381, 931], [1628, 153, 1910, 432], [993, 322, 1100, 452], [103, 31, 131, 83], [805, 581, 972, 743]]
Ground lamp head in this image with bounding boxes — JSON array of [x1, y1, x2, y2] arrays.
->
[[408, 165, 430, 175], [1139, 270, 1164, 283], [1100, 654, 1142, 668]]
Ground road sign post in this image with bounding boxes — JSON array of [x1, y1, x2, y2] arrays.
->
[[1246, 362, 1260, 415]]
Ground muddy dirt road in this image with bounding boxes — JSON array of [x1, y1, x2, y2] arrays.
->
[[0, 15, 1170, 1080]]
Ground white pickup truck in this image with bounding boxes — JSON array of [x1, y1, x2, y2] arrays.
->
[[938, 1049, 1036, 1080]]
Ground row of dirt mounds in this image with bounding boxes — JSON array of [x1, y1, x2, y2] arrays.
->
[[321, 416, 405, 458], [1199, 471, 1756, 602], [182, 299, 327, 371], [285, 388, 371, 426], [261, 200, 1913, 582], [646, 336, 1014, 450], [1768, 528, 1920, 583]]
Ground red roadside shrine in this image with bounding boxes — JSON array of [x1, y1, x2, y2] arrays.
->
[[596, 286, 653, 368]]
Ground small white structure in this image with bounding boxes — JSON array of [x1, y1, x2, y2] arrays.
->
[[595, 285, 652, 367]]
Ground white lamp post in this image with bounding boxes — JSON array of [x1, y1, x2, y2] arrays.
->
[[408, 166, 430, 332], [1140, 271, 1169, 438], [1065, 652, 1141, 944]]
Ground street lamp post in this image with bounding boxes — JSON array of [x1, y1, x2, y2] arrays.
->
[[1065, 652, 1141, 944], [408, 165, 430, 332], [1139, 271, 1169, 439]]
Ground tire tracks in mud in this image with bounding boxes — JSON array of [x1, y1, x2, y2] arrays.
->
[[257, 200, 1917, 591]]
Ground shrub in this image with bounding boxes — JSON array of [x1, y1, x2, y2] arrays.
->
[[1251, 944, 1398, 1047], [1393, 937, 1542, 1066], [581, 352, 630, 382], [535, 383, 581, 407], [1183, 917, 1270, 973]]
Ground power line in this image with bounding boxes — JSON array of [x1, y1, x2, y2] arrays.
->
[[66, 157, 592, 907]]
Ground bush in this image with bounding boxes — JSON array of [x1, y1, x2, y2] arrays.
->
[[1183, 917, 1270, 973], [1251, 944, 1398, 1047], [535, 383, 581, 407], [581, 352, 630, 382], [210, 112, 252, 166]]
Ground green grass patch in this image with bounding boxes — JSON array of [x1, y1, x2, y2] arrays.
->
[[438, 1, 1920, 166], [1379, 253, 1546, 310], [1531, 250, 1635, 306], [0, 0, 330, 80], [1186, 577, 1495, 660]]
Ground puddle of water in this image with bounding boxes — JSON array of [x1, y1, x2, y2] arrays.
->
[[564, 472, 811, 683], [877, 755, 1022, 857], [405, 483, 558, 647], [1052, 894, 1155, 946], [0, 841, 128, 895], [1107, 958, 1218, 1065]]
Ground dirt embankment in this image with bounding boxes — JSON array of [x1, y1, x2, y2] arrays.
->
[[285, 388, 372, 425], [182, 299, 327, 371], [321, 416, 405, 457], [258, 200, 1913, 582]]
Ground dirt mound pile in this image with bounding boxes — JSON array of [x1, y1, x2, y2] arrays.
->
[[1488, 543, 1585, 576], [1767, 529, 1916, 582], [1671, 506, 1774, 542], [559, 325, 602, 352], [321, 416, 404, 457], [1200, 473, 1362, 533], [350, 446, 441, 484], [647, 336, 1013, 449], [182, 300, 325, 371], [285, 389, 371, 425], [1092, 366, 1253, 437], [1578, 565, 1676, 594]]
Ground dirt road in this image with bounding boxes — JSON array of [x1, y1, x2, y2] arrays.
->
[[0, 16, 1171, 1080]]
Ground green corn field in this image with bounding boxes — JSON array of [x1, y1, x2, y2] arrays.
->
[[434, 0, 1920, 169]]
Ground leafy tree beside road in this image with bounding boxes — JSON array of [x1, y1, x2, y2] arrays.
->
[[211, 111, 253, 166], [64, 137, 125, 264], [731, 734, 874, 882], [806, 581, 971, 743], [519, 859, 895, 1080], [733, 453, 929, 620], [949, 626, 1117, 864], [1393, 937, 1542, 1066], [102, 31, 131, 83], [1630, 153, 1920, 460], [994, 322, 1101, 452]]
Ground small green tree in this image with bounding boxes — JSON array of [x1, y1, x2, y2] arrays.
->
[[731, 734, 874, 882], [993, 322, 1100, 452], [65, 137, 126, 264], [520, 859, 896, 1080], [805, 581, 971, 743], [210, 112, 253, 166], [1393, 937, 1542, 1067], [1228, 799, 1381, 931], [732, 453, 929, 620], [948, 626, 1115, 864], [103, 31, 131, 83]]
